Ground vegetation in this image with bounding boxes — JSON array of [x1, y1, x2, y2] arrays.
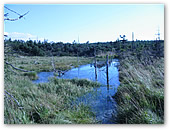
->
[[4, 38, 164, 124], [8, 56, 93, 72], [4, 6, 164, 124], [114, 53, 164, 124], [4, 43, 100, 124], [4, 39, 164, 58], [22, 72, 38, 80], [4, 70, 100, 124]]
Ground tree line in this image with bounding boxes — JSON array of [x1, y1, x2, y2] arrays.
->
[[4, 38, 164, 58]]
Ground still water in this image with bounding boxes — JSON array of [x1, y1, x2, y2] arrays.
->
[[33, 59, 120, 124]]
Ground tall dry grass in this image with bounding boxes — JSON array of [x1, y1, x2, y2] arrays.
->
[[9, 56, 93, 72], [4, 70, 100, 124], [114, 56, 164, 124]]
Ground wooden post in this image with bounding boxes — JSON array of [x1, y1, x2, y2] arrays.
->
[[94, 48, 97, 81], [77, 42, 79, 77], [77, 39, 79, 67], [106, 55, 109, 90], [77, 52, 79, 66]]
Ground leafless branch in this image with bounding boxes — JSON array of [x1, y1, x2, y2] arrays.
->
[[8, 66, 18, 74], [5, 61, 33, 72], [4, 13, 8, 17], [4, 6, 29, 21], [4, 17, 22, 21], [4, 11, 29, 21], [4, 6, 21, 16], [4, 90, 23, 109]]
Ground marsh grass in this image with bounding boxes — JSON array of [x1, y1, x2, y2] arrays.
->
[[9, 56, 93, 72], [4, 70, 100, 124], [114, 56, 164, 124]]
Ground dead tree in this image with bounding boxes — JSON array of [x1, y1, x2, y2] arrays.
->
[[5, 61, 33, 72], [4, 6, 29, 21], [4, 7, 31, 112], [4, 6, 29, 72], [49, 44, 57, 72]]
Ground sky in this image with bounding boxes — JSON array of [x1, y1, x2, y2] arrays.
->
[[4, 4, 164, 43]]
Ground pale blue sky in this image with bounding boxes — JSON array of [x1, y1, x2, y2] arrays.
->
[[4, 4, 164, 43]]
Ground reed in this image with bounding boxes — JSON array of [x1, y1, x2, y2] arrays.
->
[[4, 71, 100, 124], [9, 56, 93, 72], [114, 56, 164, 124]]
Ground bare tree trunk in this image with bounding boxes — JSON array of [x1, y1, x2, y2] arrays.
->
[[5, 61, 33, 72]]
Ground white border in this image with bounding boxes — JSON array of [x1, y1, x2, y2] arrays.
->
[[0, 0, 169, 130]]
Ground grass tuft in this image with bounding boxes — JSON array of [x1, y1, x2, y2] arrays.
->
[[23, 72, 38, 80]]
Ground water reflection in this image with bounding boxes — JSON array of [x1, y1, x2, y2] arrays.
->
[[33, 59, 120, 124]]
